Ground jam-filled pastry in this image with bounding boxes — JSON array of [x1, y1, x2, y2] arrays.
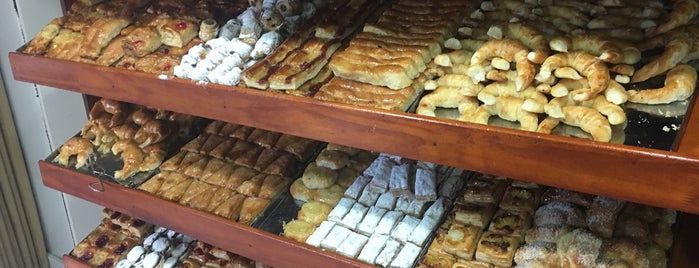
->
[[55, 136, 95, 169], [443, 223, 483, 260], [122, 26, 162, 57], [474, 231, 520, 267], [488, 209, 531, 238], [159, 19, 198, 48]]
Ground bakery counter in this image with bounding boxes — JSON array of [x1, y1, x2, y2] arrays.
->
[[39, 161, 370, 268], [12, 52, 699, 215]]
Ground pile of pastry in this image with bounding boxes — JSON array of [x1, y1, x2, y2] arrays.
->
[[23, 0, 249, 74], [284, 153, 466, 267], [115, 225, 195, 268], [239, 0, 381, 93], [418, 174, 676, 268], [178, 240, 271, 268], [311, 0, 479, 111], [415, 0, 699, 142], [54, 98, 198, 181], [289, 144, 378, 206], [70, 208, 154, 268], [173, 0, 329, 86], [138, 120, 322, 225]]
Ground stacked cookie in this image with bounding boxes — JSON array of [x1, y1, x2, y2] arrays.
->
[[286, 153, 466, 267], [289, 144, 377, 207], [70, 208, 154, 268]]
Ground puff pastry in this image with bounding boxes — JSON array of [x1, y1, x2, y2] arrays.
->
[[474, 231, 520, 267]]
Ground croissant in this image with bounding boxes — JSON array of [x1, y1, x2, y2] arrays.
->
[[54, 137, 94, 169], [470, 39, 535, 91], [549, 34, 624, 64], [466, 96, 539, 131], [416, 86, 479, 117], [111, 139, 144, 179], [487, 22, 549, 64], [478, 80, 547, 113], [628, 64, 697, 104], [647, 0, 699, 37], [537, 52, 610, 101], [632, 35, 691, 83], [560, 106, 612, 142]]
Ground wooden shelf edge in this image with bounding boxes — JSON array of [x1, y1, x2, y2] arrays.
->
[[40, 161, 371, 268], [63, 254, 89, 268], [50, 161, 699, 268], [13, 53, 699, 214]]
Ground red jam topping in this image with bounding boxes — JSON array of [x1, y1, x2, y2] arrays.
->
[[132, 219, 146, 227], [175, 21, 188, 30], [78, 252, 94, 262], [97, 258, 114, 268], [95, 235, 109, 248]]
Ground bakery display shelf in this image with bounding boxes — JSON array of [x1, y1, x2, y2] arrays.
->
[[11, 52, 699, 215], [43, 160, 699, 268], [40, 160, 370, 268]]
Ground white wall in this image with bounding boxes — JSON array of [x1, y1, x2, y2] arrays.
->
[[0, 0, 103, 267]]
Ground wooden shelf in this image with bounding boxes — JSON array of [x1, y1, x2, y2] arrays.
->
[[40, 161, 370, 268], [41, 160, 699, 268], [11, 53, 699, 215]]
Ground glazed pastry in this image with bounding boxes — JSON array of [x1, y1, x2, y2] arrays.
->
[[474, 231, 520, 267], [316, 149, 351, 170], [301, 163, 339, 189], [258, 174, 290, 199], [290, 178, 312, 202], [443, 223, 483, 260], [24, 17, 64, 55], [212, 194, 245, 220], [312, 184, 344, 206], [461, 174, 508, 204], [499, 185, 543, 214], [122, 26, 162, 57], [180, 180, 218, 211], [488, 209, 531, 237], [283, 219, 316, 243], [298, 201, 333, 226], [238, 197, 271, 225], [452, 201, 497, 228], [236, 173, 265, 197], [54, 136, 94, 169], [80, 17, 131, 59]]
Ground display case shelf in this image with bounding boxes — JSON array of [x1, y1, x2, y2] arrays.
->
[[41, 160, 699, 268], [11, 52, 699, 215], [40, 161, 369, 268]]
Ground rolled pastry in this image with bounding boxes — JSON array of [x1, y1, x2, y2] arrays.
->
[[159, 19, 199, 48]]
